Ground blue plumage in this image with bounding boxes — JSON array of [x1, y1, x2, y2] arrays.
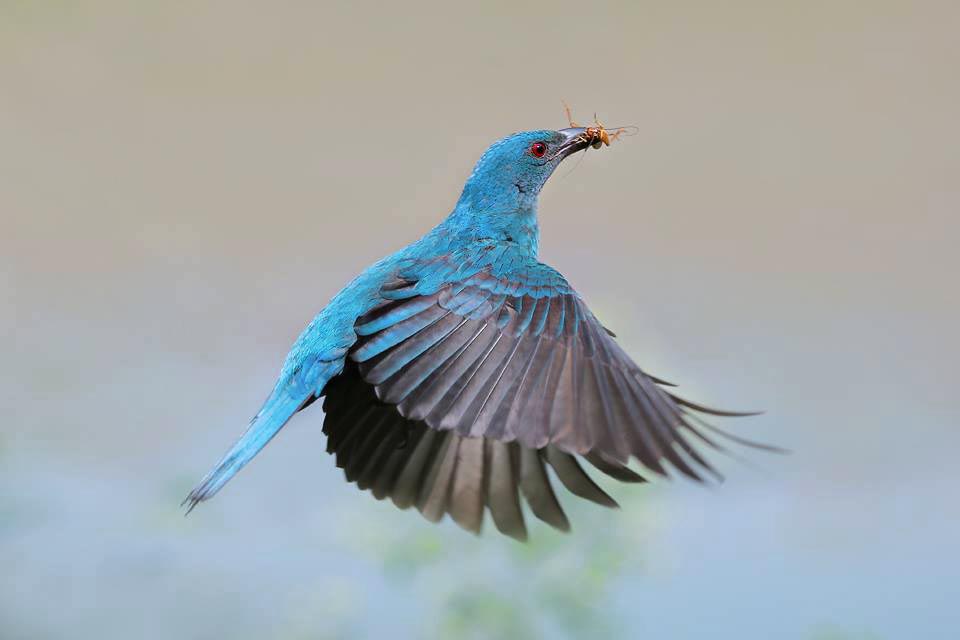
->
[[185, 126, 772, 537]]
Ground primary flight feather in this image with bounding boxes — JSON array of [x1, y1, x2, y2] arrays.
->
[[184, 125, 773, 540]]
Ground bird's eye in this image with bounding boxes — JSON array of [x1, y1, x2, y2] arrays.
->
[[529, 141, 547, 158]]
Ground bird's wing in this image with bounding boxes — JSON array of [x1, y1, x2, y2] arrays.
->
[[351, 246, 763, 480], [319, 246, 775, 537]]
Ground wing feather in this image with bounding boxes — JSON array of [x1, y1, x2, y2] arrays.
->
[[484, 439, 527, 540], [518, 447, 570, 531]]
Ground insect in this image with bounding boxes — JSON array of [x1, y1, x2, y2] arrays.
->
[[563, 101, 636, 149]]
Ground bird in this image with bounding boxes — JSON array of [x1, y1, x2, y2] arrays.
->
[[184, 123, 776, 540]]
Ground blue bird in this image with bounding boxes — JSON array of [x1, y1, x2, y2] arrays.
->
[[184, 125, 774, 539]]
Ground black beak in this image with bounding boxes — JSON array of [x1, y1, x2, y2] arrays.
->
[[554, 127, 590, 160]]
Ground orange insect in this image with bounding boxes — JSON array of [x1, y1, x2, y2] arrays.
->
[[562, 101, 635, 149]]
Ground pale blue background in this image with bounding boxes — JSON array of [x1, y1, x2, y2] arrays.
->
[[3, 2, 957, 638]]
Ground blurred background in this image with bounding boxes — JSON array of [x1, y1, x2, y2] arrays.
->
[[2, 1, 958, 638]]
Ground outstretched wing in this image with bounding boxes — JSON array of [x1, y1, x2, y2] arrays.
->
[[319, 246, 772, 537], [355, 249, 758, 479]]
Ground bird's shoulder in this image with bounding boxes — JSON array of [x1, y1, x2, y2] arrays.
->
[[393, 238, 573, 301], [278, 239, 574, 395]]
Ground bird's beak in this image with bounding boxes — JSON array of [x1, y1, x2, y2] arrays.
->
[[554, 127, 590, 160]]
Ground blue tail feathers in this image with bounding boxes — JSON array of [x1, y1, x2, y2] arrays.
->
[[183, 358, 343, 513], [182, 391, 307, 513]]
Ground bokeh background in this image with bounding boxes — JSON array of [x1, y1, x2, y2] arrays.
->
[[3, 2, 958, 638]]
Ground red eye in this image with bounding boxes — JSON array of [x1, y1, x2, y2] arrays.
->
[[529, 141, 547, 158]]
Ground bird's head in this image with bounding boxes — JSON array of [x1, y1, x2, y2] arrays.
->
[[454, 128, 595, 215]]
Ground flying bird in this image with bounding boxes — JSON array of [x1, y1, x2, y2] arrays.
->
[[184, 122, 774, 540]]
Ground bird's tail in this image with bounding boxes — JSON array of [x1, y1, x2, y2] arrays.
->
[[182, 388, 310, 514]]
